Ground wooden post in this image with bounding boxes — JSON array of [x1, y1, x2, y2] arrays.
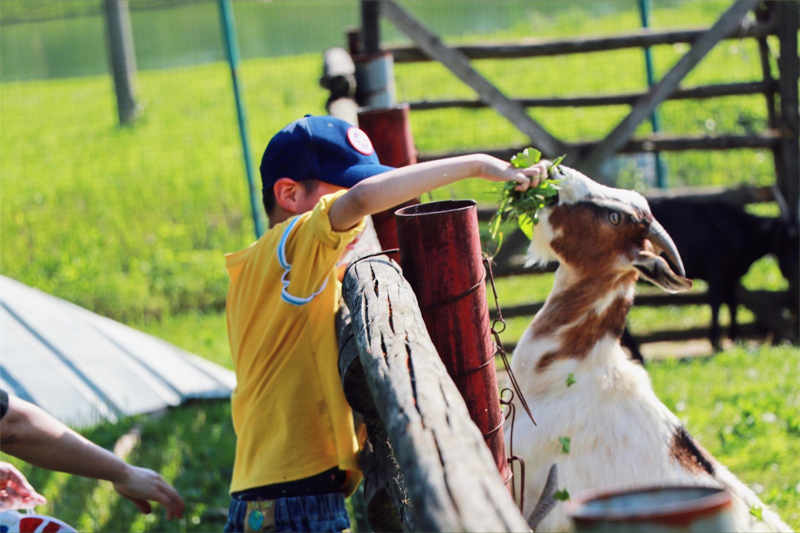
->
[[339, 255, 529, 532], [774, 1, 800, 218], [773, 0, 800, 338], [755, 2, 778, 129], [354, 0, 395, 108], [361, 0, 380, 55], [103, 0, 139, 125]]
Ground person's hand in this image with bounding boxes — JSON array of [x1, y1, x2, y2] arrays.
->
[[478, 155, 550, 191], [112, 464, 185, 520], [0, 462, 47, 510]]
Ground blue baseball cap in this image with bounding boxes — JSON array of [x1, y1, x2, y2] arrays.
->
[[259, 115, 394, 193]]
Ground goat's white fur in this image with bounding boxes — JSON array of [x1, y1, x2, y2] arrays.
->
[[506, 168, 791, 532]]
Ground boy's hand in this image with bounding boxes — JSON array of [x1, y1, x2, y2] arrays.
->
[[480, 155, 549, 191]]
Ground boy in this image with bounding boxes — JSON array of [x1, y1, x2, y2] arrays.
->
[[224, 115, 546, 532]]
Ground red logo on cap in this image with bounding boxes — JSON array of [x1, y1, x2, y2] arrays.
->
[[346, 127, 374, 155]]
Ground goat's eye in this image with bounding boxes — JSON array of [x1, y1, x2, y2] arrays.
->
[[608, 211, 621, 225]]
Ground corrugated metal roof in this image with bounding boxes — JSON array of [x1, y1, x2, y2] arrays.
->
[[0, 275, 235, 428]]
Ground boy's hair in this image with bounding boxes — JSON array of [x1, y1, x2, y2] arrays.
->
[[262, 179, 319, 216]]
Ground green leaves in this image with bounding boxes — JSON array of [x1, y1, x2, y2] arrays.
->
[[554, 489, 570, 501], [566, 373, 576, 387], [549, 154, 566, 175], [510, 147, 542, 169], [489, 147, 564, 251], [559, 436, 571, 454], [750, 506, 764, 520]]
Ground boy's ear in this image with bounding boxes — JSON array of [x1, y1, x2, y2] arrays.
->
[[273, 178, 303, 214]]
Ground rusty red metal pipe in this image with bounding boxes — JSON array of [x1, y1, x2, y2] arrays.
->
[[357, 104, 418, 251], [396, 200, 511, 484]]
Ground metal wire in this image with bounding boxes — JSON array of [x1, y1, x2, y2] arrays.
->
[[484, 255, 536, 426]]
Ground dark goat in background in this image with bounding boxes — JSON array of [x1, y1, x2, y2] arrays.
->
[[623, 198, 798, 361]]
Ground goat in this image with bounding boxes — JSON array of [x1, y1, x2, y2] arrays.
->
[[622, 198, 798, 360], [504, 166, 791, 532]]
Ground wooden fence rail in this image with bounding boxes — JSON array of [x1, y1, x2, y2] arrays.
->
[[408, 80, 777, 111], [387, 22, 773, 63], [344, 0, 798, 356], [492, 289, 792, 347], [418, 131, 784, 163], [337, 254, 529, 532]]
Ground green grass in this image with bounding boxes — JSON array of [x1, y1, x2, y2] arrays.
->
[[2, 0, 798, 529], [5, 325, 797, 530], [1, 0, 784, 322]]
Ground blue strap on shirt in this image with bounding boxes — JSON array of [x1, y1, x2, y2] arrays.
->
[[277, 216, 329, 306]]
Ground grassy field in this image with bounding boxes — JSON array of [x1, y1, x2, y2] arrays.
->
[[1, 0, 785, 322], [9, 331, 799, 531], [2, 0, 798, 530]]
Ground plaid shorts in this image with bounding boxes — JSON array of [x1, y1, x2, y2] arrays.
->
[[223, 492, 350, 533]]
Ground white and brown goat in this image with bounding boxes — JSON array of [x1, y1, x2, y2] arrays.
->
[[504, 167, 790, 532]]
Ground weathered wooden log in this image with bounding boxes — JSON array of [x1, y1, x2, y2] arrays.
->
[[387, 23, 774, 63], [407, 80, 777, 110], [337, 304, 410, 532], [340, 255, 529, 532]]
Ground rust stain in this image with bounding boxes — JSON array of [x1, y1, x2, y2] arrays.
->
[[670, 426, 715, 476]]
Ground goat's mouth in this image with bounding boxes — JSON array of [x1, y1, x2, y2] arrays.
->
[[634, 251, 693, 293]]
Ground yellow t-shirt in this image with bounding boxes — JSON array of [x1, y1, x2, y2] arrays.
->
[[225, 190, 365, 494]]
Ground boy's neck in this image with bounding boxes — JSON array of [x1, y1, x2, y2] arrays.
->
[[268, 207, 292, 227]]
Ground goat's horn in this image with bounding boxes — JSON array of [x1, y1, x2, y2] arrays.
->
[[772, 185, 791, 222], [648, 220, 686, 277]]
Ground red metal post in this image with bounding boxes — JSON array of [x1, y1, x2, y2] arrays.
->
[[395, 200, 511, 484], [357, 104, 418, 251]]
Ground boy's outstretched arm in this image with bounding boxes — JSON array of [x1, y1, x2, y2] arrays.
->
[[329, 154, 547, 232]]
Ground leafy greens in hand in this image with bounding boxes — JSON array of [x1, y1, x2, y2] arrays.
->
[[489, 148, 564, 251]]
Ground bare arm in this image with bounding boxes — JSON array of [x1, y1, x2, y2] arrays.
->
[[329, 153, 546, 231], [0, 395, 184, 518]]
